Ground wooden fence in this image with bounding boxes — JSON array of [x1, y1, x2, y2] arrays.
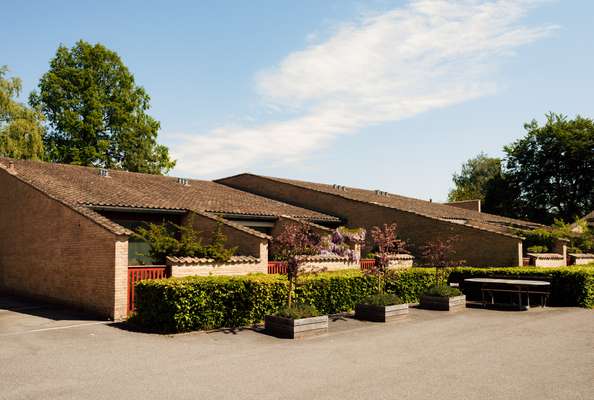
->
[[127, 266, 168, 314]]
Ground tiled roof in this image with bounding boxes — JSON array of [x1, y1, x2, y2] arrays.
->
[[568, 253, 594, 259], [220, 174, 545, 238], [527, 253, 564, 260], [167, 255, 260, 264], [0, 158, 339, 237]]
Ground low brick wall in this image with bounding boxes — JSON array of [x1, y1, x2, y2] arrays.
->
[[295, 255, 359, 272], [167, 256, 267, 277], [527, 253, 566, 267], [569, 253, 594, 266], [386, 254, 414, 269]]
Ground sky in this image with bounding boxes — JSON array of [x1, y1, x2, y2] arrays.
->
[[2, 0, 593, 201]]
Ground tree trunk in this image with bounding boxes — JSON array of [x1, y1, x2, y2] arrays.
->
[[287, 279, 293, 308]]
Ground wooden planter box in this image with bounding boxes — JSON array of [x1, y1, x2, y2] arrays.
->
[[264, 315, 328, 339], [355, 303, 408, 322], [420, 295, 466, 311]]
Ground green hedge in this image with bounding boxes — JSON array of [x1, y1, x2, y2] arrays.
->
[[449, 266, 594, 308], [133, 269, 436, 332], [133, 266, 594, 332]]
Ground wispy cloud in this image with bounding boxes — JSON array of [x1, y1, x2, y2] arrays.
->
[[171, 0, 556, 177]]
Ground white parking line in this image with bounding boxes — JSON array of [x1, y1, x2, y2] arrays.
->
[[0, 321, 110, 337], [0, 305, 49, 313]]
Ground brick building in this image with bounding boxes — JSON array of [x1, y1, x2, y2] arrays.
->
[[0, 158, 338, 319], [1, 158, 567, 319], [216, 174, 565, 268]]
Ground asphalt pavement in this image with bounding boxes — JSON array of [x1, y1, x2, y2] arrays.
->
[[1, 295, 593, 400]]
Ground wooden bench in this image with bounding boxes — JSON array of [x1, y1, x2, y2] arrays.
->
[[463, 278, 551, 309]]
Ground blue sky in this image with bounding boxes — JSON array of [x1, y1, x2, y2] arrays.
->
[[2, 0, 593, 201]]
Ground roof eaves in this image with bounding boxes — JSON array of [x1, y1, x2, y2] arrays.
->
[[279, 215, 334, 232], [188, 209, 272, 240]]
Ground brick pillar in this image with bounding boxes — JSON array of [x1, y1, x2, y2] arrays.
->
[[113, 237, 129, 320]]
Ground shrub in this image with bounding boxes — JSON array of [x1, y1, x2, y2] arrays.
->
[[449, 267, 594, 308], [133, 268, 437, 332], [521, 228, 556, 252], [423, 284, 462, 297], [274, 304, 320, 319], [135, 221, 237, 263], [526, 245, 548, 253], [360, 293, 404, 306]]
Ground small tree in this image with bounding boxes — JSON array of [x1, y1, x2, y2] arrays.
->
[[419, 236, 465, 286], [367, 223, 407, 294], [270, 224, 323, 307], [135, 221, 237, 263]]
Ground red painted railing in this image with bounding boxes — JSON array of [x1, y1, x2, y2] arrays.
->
[[267, 261, 288, 274], [359, 259, 376, 271], [267, 259, 376, 274], [127, 266, 168, 314]]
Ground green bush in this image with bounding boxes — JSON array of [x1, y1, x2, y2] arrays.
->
[[274, 304, 320, 319], [526, 245, 548, 253], [135, 221, 237, 263], [423, 284, 462, 297], [133, 268, 437, 332], [520, 229, 556, 253], [360, 293, 404, 306], [449, 266, 594, 308]]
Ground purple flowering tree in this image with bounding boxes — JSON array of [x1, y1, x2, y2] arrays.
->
[[368, 223, 407, 293], [321, 226, 366, 262]]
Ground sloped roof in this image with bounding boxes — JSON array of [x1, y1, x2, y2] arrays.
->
[[218, 173, 544, 238], [0, 158, 339, 237]]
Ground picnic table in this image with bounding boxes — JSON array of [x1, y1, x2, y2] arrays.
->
[[463, 278, 551, 309]]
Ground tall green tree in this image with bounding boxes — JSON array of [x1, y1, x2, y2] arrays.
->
[[30, 40, 175, 174], [501, 113, 594, 224], [448, 153, 502, 202], [0, 66, 45, 160]]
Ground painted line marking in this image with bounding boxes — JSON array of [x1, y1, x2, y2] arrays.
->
[[0, 321, 110, 337]]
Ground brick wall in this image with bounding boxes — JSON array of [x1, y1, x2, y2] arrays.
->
[[218, 175, 523, 267], [0, 170, 127, 319], [169, 259, 267, 277]]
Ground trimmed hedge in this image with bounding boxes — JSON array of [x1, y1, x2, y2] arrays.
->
[[133, 269, 436, 332], [133, 265, 594, 332], [449, 266, 594, 308]]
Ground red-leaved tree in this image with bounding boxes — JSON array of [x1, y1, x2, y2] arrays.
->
[[270, 224, 322, 307], [419, 236, 465, 286], [368, 223, 407, 293]]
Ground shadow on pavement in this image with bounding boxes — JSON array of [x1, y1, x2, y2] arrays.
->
[[0, 294, 99, 321]]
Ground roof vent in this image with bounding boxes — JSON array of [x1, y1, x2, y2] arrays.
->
[[374, 190, 389, 196], [99, 168, 109, 177], [177, 177, 190, 186]]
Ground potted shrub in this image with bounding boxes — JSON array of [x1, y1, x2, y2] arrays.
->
[[355, 293, 408, 322], [265, 224, 328, 338], [420, 284, 466, 311], [419, 237, 466, 311], [355, 223, 410, 322], [264, 304, 328, 339]]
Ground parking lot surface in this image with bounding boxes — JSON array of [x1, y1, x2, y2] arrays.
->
[[1, 296, 593, 400]]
